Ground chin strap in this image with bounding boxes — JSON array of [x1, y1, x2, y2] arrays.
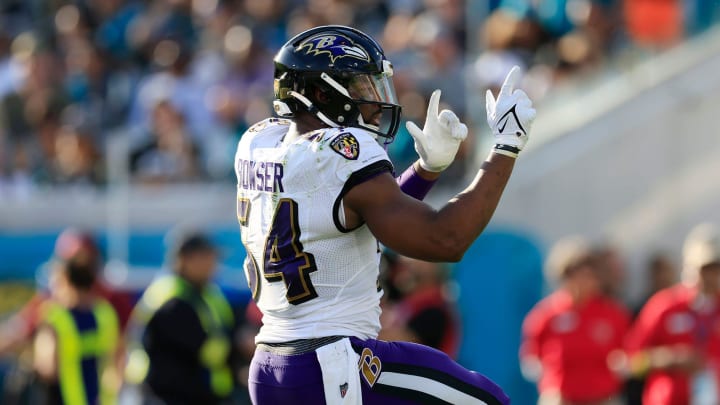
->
[[356, 114, 379, 140]]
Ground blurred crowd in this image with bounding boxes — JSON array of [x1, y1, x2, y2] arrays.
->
[[1, 0, 719, 195], [3, 222, 720, 404]]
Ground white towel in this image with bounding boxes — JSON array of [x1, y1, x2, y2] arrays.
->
[[316, 338, 362, 405]]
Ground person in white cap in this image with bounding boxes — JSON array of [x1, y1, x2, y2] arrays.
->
[[625, 223, 720, 405]]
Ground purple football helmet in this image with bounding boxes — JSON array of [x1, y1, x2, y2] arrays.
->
[[273, 25, 402, 142]]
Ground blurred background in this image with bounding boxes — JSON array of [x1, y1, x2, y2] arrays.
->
[[1, 0, 720, 403]]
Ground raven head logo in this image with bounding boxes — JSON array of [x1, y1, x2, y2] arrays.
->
[[296, 34, 370, 64]]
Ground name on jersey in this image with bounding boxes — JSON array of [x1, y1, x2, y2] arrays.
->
[[237, 159, 284, 192]]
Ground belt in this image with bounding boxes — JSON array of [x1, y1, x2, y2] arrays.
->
[[256, 336, 345, 355]]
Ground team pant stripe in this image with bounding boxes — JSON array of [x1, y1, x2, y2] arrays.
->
[[374, 383, 453, 404], [382, 363, 504, 405], [376, 372, 488, 405]]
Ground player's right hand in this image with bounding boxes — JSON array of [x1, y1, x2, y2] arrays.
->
[[406, 90, 468, 172], [485, 66, 536, 158]]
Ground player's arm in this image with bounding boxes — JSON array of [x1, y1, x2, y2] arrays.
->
[[345, 154, 514, 262], [345, 66, 534, 262], [396, 90, 468, 200]]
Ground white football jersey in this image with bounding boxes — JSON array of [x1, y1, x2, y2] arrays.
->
[[234, 118, 394, 343]]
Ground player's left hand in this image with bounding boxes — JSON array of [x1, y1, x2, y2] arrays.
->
[[485, 66, 536, 158], [406, 90, 468, 172]]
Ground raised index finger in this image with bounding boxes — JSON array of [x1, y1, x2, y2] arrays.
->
[[499, 66, 521, 97], [426, 89, 441, 121]]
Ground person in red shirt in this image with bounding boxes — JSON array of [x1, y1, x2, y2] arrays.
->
[[520, 236, 631, 405], [625, 223, 720, 404]]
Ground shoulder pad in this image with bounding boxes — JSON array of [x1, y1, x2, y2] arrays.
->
[[247, 118, 292, 133]]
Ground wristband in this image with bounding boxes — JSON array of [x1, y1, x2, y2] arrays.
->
[[396, 165, 437, 201], [494, 144, 520, 158]]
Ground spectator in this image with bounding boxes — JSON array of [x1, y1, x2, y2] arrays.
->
[[0, 228, 132, 357], [0, 28, 22, 99], [471, 9, 546, 104], [634, 251, 679, 317], [1, 0, 710, 191], [594, 242, 629, 302], [624, 250, 679, 405], [43, 124, 104, 185], [0, 39, 69, 189], [623, 0, 684, 49], [520, 236, 631, 405], [0, 228, 130, 404], [32, 239, 122, 405], [379, 254, 461, 358], [128, 33, 220, 145], [122, 231, 239, 404], [411, 13, 467, 114], [129, 99, 203, 183], [624, 223, 720, 404]]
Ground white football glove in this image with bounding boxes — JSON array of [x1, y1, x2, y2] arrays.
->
[[406, 90, 468, 172], [485, 66, 536, 158]]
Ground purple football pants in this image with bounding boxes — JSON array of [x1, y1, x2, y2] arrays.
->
[[249, 337, 510, 404]]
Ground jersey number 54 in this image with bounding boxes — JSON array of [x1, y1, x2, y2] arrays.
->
[[238, 197, 319, 305]]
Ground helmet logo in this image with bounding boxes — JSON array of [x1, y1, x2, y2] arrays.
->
[[297, 34, 370, 63]]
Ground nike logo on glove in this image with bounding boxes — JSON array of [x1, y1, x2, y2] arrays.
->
[[497, 105, 526, 135]]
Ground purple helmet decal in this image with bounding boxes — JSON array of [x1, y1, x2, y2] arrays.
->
[[296, 34, 370, 63]]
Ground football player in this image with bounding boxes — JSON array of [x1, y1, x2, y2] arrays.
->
[[235, 25, 535, 404]]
